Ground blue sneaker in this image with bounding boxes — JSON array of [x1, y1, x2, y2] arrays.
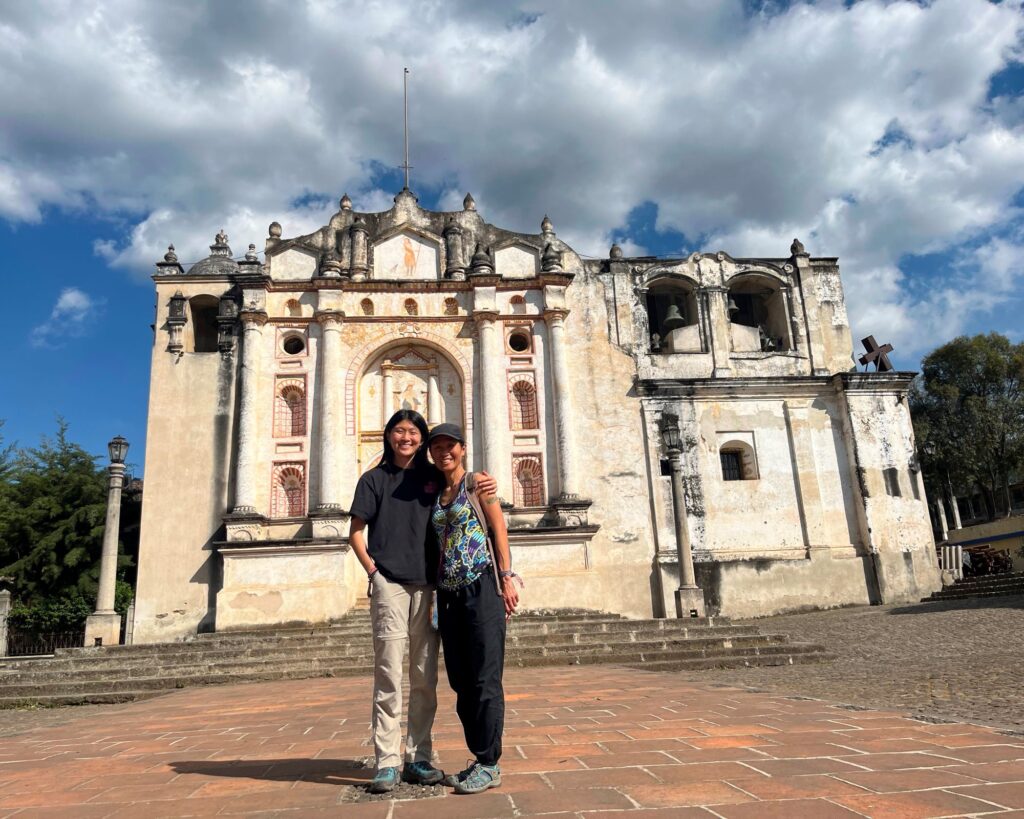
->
[[402, 760, 444, 785], [443, 760, 474, 787], [453, 762, 501, 795], [368, 766, 399, 794]]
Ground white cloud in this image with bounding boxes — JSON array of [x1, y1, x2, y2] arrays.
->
[[31, 287, 104, 348], [1, 0, 1023, 358]]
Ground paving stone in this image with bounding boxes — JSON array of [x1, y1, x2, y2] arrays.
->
[[713, 797, 867, 818]]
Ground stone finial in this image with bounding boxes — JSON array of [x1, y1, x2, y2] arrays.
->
[[790, 237, 806, 256], [339, 193, 352, 211], [463, 192, 476, 211], [609, 243, 623, 260], [470, 242, 494, 274], [269, 221, 282, 239], [541, 214, 554, 234], [443, 215, 462, 235], [245, 243, 258, 262], [210, 230, 231, 257], [164, 244, 178, 263], [542, 242, 563, 272]]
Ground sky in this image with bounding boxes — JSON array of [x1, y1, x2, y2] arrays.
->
[[1, 0, 1023, 472]]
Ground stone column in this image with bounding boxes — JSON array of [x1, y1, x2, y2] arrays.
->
[[545, 309, 580, 499], [381, 363, 393, 422], [935, 496, 949, 542], [474, 311, 505, 482], [232, 309, 268, 515], [0, 587, 9, 658], [84, 461, 126, 647], [948, 480, 963, 530], [427, 362, 442, 425], [668, 447, 706, 617], [314, 310, 344, 513]]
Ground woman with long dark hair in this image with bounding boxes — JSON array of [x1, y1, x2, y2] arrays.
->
[[349, 409, 495, 793]]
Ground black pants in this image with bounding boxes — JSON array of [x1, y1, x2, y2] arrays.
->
[[438, 567, 507, 766]]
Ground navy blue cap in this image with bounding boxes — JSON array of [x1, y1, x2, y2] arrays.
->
[[428, 423, 465, 444]]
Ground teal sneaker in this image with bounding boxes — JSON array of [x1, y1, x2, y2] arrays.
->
[[453, 762, 501, 795], [402, 760, 444, 785], [443, 760, 474, 787], [368, 766, 399, 794]]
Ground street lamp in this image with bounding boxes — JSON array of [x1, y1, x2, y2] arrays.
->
[[660, 413, 706, 619], [84, 436, 129, 648]]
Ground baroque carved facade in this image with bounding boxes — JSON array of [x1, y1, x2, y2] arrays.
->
[[132, 189, 939, 643]]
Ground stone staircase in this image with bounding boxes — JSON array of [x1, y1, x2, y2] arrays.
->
[[0, 611, 831, 707], [922, 571, 1024, 603]]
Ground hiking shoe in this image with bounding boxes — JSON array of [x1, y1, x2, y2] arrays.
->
[[402, 760, 444, 786], [368, 766, 399, 794], [442, 760, 474, 787], [453, 762, 501, 795]]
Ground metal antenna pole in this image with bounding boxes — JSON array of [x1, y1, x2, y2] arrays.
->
[[402, 67, 411, 190]]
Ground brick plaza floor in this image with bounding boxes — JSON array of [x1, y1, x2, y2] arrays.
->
[[2, 666, 1024, 818]]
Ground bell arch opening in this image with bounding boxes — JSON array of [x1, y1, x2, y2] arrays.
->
[[645, 278, 700, 353], [727, 274, 792, 353]]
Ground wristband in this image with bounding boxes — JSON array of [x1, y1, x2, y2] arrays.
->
[[499, 570, 516, 579], [368, 568, 378, 579]]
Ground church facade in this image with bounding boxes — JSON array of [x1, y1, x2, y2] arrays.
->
[[132, 189, 940, 643]]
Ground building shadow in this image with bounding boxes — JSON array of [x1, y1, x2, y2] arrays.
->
[[170, 758, 372, 787], [887, 594, 1024, 616]]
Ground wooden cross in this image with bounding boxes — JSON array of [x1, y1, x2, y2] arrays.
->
[[859, 335, 894, 372]]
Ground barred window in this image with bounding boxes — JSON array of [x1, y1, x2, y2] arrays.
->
[[720, 451, 742, 481], [274, 382, 306, 437], [513, 456, 545, 507], [510, 380, 539, 430], [271, 464, 306, 518]]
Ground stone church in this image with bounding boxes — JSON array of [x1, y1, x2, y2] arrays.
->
[[131, 188, 940, 643]]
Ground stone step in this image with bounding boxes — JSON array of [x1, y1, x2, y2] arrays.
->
[[0, 633, 791, 681], [0, 643, 828, 700], [932, 576, 1024, 591], [627, 649, 836, 673]]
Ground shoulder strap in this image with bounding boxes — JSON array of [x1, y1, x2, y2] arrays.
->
[[463, 473, 502, 596]]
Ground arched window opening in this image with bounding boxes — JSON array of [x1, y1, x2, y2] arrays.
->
[[513, 456, 545, 507], [719, 441, 758, 481], [360, 298, 375, 316], [510, 295, 527, 314], [443, 297, 460, 316], [645, 281, 700, 353], [274, 380, 306, 437], [188, 295, 220, 353], [509, 380, 539, 430], [727, 276, 791, 353], [404, 298, 418, 316], [271, 464, 306, 518], [285, 299, 302, 317]]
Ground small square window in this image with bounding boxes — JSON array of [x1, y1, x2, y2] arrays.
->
[[883, 467, 901, 497]]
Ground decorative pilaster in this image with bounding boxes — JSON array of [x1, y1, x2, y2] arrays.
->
[[544, 308, 582, 500], [166, 290, 187, 354], [381, 362, 393, 421], [314, 310, 344, 514], [232, 309, 268, 517], [705, 287, 732, 378], [349, 218, 369, 280], [474, 309, 506, 483]]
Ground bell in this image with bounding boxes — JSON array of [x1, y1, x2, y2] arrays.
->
[[662, 303, 687, 331], [727, 296, 740, 314]]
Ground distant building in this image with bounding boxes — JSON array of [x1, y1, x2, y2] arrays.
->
[[132, 188, 939, 643]]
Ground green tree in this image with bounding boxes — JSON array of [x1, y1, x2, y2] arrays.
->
[[912, 333, 1024, 521], [0, 420, 136, 611]]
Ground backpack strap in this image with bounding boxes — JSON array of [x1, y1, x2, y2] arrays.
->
[[464, 473, 502, 596]]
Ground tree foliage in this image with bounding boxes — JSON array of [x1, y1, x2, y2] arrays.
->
[[0, 420, 139, 624], [911, 333, 1024, 520]]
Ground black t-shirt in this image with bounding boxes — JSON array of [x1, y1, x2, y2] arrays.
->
[[349, 462, 443, 586]]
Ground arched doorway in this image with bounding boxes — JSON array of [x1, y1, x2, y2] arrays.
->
[[357, 344, 464, 472]]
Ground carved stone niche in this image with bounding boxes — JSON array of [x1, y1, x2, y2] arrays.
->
[[550, 496, 593, 528]]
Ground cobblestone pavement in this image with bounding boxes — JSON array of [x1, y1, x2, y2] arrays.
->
[[2, 666, 1024, 817], [677, 596, 1024, 733]]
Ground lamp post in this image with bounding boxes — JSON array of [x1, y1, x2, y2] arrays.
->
[[84, 436, 129, 648], [660, 413, 706, 619]]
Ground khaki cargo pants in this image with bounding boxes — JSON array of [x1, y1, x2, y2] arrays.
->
[[369, 572, 439, 769]]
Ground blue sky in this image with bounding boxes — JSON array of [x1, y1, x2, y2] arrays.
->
[[1, 0, 1022, 471]]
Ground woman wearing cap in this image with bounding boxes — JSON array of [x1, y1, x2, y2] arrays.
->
[[427, 422, 520, 795], [348, 410, 495, 794]]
